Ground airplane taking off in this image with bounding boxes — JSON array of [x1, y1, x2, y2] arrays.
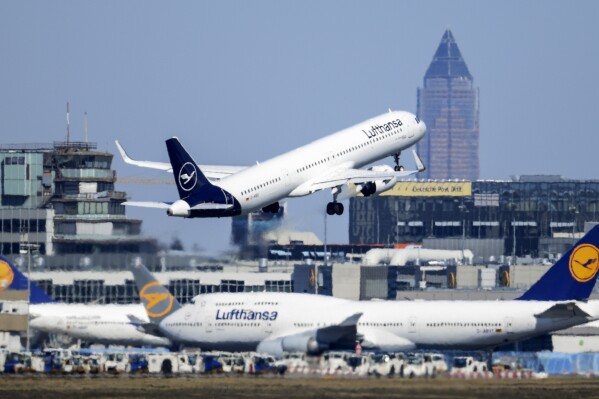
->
[[131, 227, 599, 357], [116, 110, 426, 217], [0, 257, 171, 347]]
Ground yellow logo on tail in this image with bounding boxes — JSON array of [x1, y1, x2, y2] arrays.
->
[[139, 281, 174, 318], [569, 244, 599, 283], [0, 260, 14, 291]]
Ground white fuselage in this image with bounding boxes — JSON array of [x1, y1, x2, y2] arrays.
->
[[159, 292, 599, 352], [29, 303, 171, 347], [217, 111, 425, 215]]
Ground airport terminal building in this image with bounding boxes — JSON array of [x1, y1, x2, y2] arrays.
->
[[349, 176, 599, 260]]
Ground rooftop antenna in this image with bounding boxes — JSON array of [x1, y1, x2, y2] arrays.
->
[[84, 112, 88, 143], [66, 102, 70, 143]]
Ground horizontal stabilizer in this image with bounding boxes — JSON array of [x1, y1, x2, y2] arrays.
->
[[123, 201, 172, 209], [127, 314, 164, 336], [534, 302, 591, 319]]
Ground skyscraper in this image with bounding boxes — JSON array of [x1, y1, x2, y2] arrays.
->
[[417, 29, 479, 180]]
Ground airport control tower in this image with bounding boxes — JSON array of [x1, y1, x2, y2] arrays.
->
[[0, 141, 158, 268], [417, 29, 480, 181]]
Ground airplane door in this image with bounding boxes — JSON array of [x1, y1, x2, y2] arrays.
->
[[282, 169, 290, 187], [408, 316, 417, 333], [264, 320, 273, 335], [504, 317, 514, 334], [201, 301, 213, 334]]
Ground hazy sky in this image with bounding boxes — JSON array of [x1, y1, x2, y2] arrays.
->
[[2, 1, 598, 255]]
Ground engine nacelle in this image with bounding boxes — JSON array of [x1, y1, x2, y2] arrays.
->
[[256, 332, 325, 358], [262, 202, 280, 214], [359, 165, 397, 197], [281, 335, 322, 355], [166, 200, 191, 217]]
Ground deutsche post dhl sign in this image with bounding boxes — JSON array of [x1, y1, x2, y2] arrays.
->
[[380, 182, 472, 197]]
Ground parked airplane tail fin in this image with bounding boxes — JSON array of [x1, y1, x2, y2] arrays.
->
[[130, 262, 182, 324], [0, 255, 54, 304], [517, 225, 599, 301], [166, 137, 213, 199]]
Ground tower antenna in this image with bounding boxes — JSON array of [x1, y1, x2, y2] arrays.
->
[[66, 102, 70, 143], [84, 112, 88, 143]]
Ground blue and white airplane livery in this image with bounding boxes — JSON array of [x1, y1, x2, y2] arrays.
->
[[131, 226, 599, 357], [116, 110, 426, 216], [0, 256, 171, 347]]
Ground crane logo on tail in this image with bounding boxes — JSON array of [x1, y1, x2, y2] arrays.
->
[[569, 244, 599, 283], [139, 281, 175, 318], [178, 162, 198, 192], [0, 260, 14, 291]]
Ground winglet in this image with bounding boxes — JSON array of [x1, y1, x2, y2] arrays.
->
[[115, 140, 172, 172], [517, 225, 599, 301], [412, 149, 426, 172], [115, 140, 133, 164]]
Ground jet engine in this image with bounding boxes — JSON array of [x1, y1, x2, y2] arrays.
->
[[256, 332, 325, 358], [166, 200, 191, 217], [262, 202, 280, 214], [281, 334, 322, 355], [359, 165, 397, 197]]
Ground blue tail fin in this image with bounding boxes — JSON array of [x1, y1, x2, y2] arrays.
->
[[0, 256, 54, 304], [517, 225, 599, 301], [165, 137, 213, 199]]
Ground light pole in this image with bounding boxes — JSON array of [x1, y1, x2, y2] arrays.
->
[[19, 231, 39, 353], [318, 212, 328, 295]]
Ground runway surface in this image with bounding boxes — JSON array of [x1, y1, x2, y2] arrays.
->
[[2, 376, 599, 399]]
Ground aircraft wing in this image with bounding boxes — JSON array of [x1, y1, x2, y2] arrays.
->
[[123, 201, 172, 209], [256, 312, 362, 358], [534, 302, 592, 319], [308, 149, 425, 192], [115, 140, 247, 180]]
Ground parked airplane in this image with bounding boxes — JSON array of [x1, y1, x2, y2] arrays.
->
[[0, 256, 170, 347], [131, 226, 599, 357], [116, 110, 426, 217]]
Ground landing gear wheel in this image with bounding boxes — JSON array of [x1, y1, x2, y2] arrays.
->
[[394, 165, 404, 172], [326, 202, 344, 216], [326, 202, 335, 215]]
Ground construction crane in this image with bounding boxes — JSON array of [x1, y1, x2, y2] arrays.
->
[[116, 177, 174, 185]]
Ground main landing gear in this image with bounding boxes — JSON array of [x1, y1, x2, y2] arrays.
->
[[327, 186, 344, 215], [326, 201, 344, 216], [393, 152, 404, 172]]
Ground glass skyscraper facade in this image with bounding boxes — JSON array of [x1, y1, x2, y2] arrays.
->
[[417, 29, 480, 180], [349, 176, 599, 258]]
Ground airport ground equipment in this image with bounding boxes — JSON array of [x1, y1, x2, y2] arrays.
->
[[368, 352, 406, 377], [403, 353, 435, 378], [450, 355, 488, 375]]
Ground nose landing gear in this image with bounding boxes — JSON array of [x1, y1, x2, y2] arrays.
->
[[393, 152, 404, 172]]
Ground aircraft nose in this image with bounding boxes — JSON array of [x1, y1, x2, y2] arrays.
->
[[419, 120, 427, 137]]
